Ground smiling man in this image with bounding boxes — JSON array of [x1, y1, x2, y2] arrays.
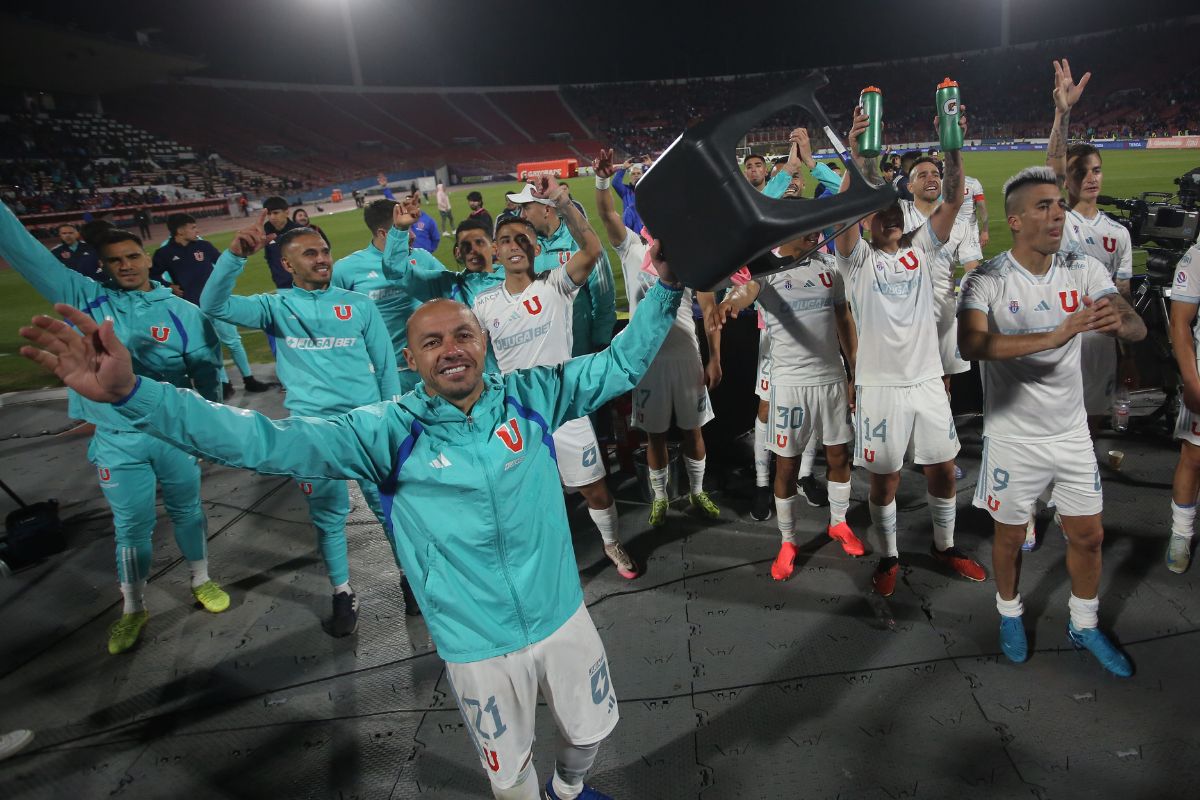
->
[[18, 241, 685, 800], [0, 200, 227, 655], [201, 213, 403, 635]]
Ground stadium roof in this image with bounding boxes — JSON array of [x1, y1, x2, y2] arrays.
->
[[0, 14, 205, 94]]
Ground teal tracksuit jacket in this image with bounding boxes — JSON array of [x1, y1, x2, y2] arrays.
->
[[111, 280, 683, 662]]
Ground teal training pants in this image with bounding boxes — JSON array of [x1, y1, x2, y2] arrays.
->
[[89, 428, 208, 584], [296, 478, 386, 587], [212, 318, 253, 382]]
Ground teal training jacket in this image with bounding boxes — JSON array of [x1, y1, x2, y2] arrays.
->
[[112, 281, 683, 662], [0, 202, 222, 429], [380, 227, 504, 308], [201, 251, 400, 417]]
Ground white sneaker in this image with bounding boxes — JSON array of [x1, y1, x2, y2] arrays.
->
[[0, 729, 34, 762], [1167, 535, 1193, 574], [603, 542, 639, 580]]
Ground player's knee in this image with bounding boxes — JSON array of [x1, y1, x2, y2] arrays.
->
[[1067, 523, 1104, 551], [825, 444, 850, 470]]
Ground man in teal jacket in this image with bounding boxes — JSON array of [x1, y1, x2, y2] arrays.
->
[[506, 183, 617, 357], [19, 241, 683, 800], [201, 213, 402, 636], [0, 201, 228, 656]]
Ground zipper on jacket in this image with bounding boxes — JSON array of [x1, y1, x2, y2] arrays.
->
[[470, 414, 531, 645]]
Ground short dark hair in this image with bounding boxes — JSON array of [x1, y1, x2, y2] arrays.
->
[[95, 229, 143, 251], [455, 217, 492, 242], [1066, 142, 1102, 180], [826, 161, 842, 171], [927, 147, 940, 155], [81, 220, 116, 244], [466, 191, 483, 203], [276, 226, 324, 254], [364, 199, 396, 234], [57, 222, 79, 232], [900, 150, 922, 168], [166, 213, 195, 237], [495, 215, 537, 240], [743, 153, 766, 167], [1002, 166, 1059, 214], [291, 208, 309, 222], [263, 196, 288, 212], [908, 156, 940, 179]]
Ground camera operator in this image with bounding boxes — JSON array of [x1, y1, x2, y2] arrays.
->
[[1046, 60, 1136, 429], [1167, 240, 1200, 574]]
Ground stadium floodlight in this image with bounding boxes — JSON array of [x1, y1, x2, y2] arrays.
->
[[637, 71, 897, 290]]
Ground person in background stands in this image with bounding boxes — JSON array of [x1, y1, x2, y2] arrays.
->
[[49, 223, 104, 282], [466, 190, 492, 235], [436, 183, 454, 234]]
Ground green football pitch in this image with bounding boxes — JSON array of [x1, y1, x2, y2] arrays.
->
[[2, 149, 1197, 393]]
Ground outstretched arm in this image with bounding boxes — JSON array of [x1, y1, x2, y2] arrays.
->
[[593, 148, 628, 248], [928, 111, 968, 244], [533, 176, 602, 287], [19, 305, 396, 484], [0, 200, 102, 309], [201, 211, 275, 328], [835, 108, 871, 257], [1046, 59, 1091, 188]]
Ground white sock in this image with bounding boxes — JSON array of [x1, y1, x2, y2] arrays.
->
[[754, 418, 770, 487], [1068, 593, 1100, 629], [928, 493, 956, 551], [776, 495, 797, 544], [590, 504, 619, 545], [648, 466, 669, 501], [121, 580, 147, 614], [685, 455, 706, 495], [869, 499, 899, 558], [1171, 500, 1196, 540], [798, 442, 816, 479], [333, 581, 353, 596], [188, 559, 210, 588], [996, 592, 1024, 618], [828, 480, 851, 526]]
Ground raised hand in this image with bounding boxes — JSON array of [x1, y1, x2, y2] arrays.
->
[[788, 127, 815, 169], [595, 148, 616, 180], [847, 107, 870, 164], [392, 196, 422, 229], [532, 175, 569, 208], [230, 209, 270, 257], [19, 304, 137, 403], [1052, 58, 1091, 113]]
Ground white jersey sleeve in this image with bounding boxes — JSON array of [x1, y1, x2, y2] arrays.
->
[[1173, 243, 1200, 354], [959, 264, 999, 315], [956, 176, 984, 224], [1114, 228, 1133, 282]]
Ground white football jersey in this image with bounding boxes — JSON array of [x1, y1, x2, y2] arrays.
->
[[473, 268, 580, 373], [955, 176, 984, 224], [1171, 242, 1200, 354], [900, 199, 929, 233], [959, 249, 1117, 442], [615, 228, 700, 361], [1061, 208, 1133, 281], [755, 253, 847, 386], [836, 223, 945, 387], [899, 202, 959, 308]]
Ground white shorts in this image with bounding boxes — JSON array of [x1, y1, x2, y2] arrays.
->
[[1174, 401, 1200, 446], [936, 298, 971, 376], [973, 433, 1102, 525], [554, 417, 607, 488], [951, 218, 983, 265], [1080, 330, 1117, 416], [632, 355, 715, 434], [755, 327, 772, 401], [767, 381, 853, 457], [445, 602, 618, 789], [853, 378, 960, 473]]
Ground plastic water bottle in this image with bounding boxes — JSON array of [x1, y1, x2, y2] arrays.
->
[[936, 78, 963, 150], [1112, 379, 1131, 432], [857, 86, 883, 158]]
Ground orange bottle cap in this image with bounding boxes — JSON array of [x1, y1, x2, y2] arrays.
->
[[861, 85, 881, 94], [937, 77, 959, 89]]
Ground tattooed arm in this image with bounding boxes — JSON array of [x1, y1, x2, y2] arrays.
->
[[1046, 59, 1092, 188]]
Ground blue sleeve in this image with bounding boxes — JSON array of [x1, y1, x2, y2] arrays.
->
[[811, 163, 843, 196], [180, 307, 224, 402], [200, 250, 275, 329], [0, 200, 104, 308], [428, 215, 440, 243], [382, 186, 396, 201], [518, 282, 682, 429], [587, 254, 617, 349], [113, 378, 401, 484], [150, 248, 170, 285], [763, 170, 791, 199], [362, 301, 401, 400], [612, 169, 633, 204]]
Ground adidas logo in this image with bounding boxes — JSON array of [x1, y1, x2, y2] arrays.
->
[[803, 280, 815, 288], [430, 452, 452, 469], [172, 255, 180, 261], [1034, 300, 1051, 311], [368, 270, 379, 278]]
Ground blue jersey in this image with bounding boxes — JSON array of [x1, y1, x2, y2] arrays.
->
[[201, 251, 401, 417], [0, 202, 222, 430], [151, 239, 221, 305], [50, 241, 104, 282], [612, 168, 644, 234], [534, 220, 617, 357], [112, 280, 683, 662], [410, 211, 440, 253]]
